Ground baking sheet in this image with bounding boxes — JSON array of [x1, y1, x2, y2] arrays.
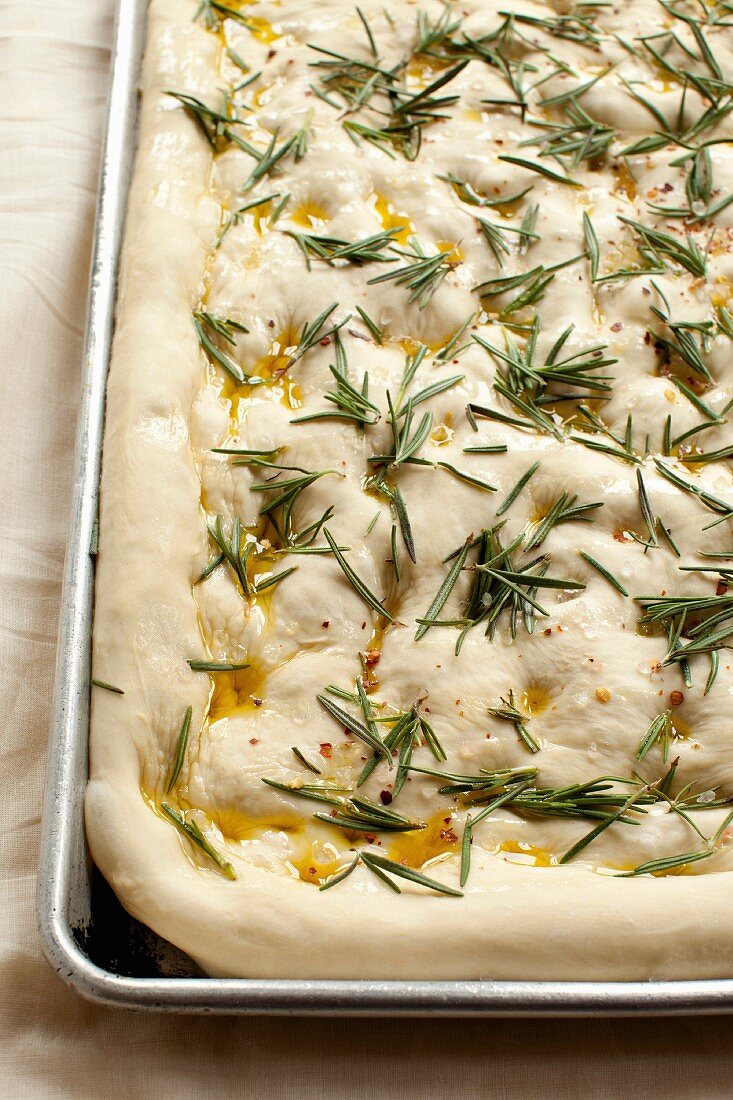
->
[[36, 0, 733, 1014]]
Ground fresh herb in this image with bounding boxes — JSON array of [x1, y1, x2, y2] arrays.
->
[[582, 211, 600, 281], [488, 690, 540, 753], [525, 492, 603, 551], [637, 710, 674, 762], [165, 90, 248, 151], [91, 678, 124, 695], [187, 659, 250, 672], [161, 802, 236, 880], [366, 239, 460, 309], [619, 217, 708, 278], [496, 462, 540, 516], [314, 798, 425, 834], [497, 154, 582, 188], [578, 550, 629, 596], [323, 528, 393, 620], [359, 851, 463, 896], [166, 706, 193, 792], [291, 746, 322, 774], [194, 311, 252, 385], [285, 227, 401, 268]]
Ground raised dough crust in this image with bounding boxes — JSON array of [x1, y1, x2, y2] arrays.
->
[[87, 0, 733, 979]]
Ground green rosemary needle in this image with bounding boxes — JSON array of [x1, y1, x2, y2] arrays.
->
[[323, 528, 393, 620], [161, 802, 236, 880], [166, 706, 193, 792], [91, 678, 124, 695]]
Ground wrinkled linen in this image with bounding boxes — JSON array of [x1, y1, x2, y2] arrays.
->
[[2, 1, 733, 1095]]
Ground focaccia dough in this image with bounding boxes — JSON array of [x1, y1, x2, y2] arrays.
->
[[87, 0, 733, 980]]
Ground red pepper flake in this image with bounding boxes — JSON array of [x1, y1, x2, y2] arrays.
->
[[308, 867, 317, 876], [716, 580, 728, 596], [544, 627, 552, 636], [319, 336, 331, 346], [322, 620, 331, 628], [610, 321, 623, 332], [364, 650, 381, 666], [440, 828, 458, 844], [319, 742, 332, 758], [249, 737, 259, 745], [252, 697, 263, 707], [670, 690, 684, 706], [380, 790, 393, 805]]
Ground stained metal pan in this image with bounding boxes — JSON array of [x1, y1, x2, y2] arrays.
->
[[37, 0, 733, 1014]]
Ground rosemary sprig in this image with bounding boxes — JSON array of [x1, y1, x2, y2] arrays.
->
[[284, 302, 343, 372], [520, 101, 615, 168], [636, 469, 659, 548], [637, 711, 673, 762], [359, 852, 463, 896], [292, 353, 381, 427], [440, 173, 534, 210], [323, 528, 393, 620], [252, 467, 333, 546], [415, 537, 471, 640], [618, 848, 714, 877], [558, 785, 647, 865], [314, 798, 425, 834], [619, 217, 708, 278], [496, 462, 540, 516], [161, 802, 236, 880], [194, 311, 253, 385], [165, 90, 248, 151], [497, 154, 582, 188], [319, 853, 360, 891], [207, 515, 252, 595], [240, 120, 312, 192], [318, 690, 393, 763], [367, 239, 460, 309], [578, 550, 629, 597], [166, 706, 193, 792], [635, 578, 733, 675], [653, 459, 733, 524], [582, 211, 600, 281], [91, 678, 124, 695], [291, 746, 322, 774], [187, 660, 249, 672], [261, 779, 347, 807], [285, 227, 401, 268], [488, 690, 540, 753], [416, 526, 584, 651], [524, 492, 603, 551]]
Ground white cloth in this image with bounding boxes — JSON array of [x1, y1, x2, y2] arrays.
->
[[1, 1, 733, 1095]]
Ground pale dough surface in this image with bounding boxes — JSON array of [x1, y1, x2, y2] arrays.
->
[[88, 0, 733, 979]]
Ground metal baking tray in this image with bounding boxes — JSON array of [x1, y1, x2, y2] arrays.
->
[[37, 0, 733, 1015]]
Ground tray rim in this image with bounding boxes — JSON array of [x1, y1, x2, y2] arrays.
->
[[37, 0, 733, 1015]]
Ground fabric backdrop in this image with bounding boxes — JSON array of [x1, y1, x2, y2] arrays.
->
[[1, 1, 733, 1095]]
